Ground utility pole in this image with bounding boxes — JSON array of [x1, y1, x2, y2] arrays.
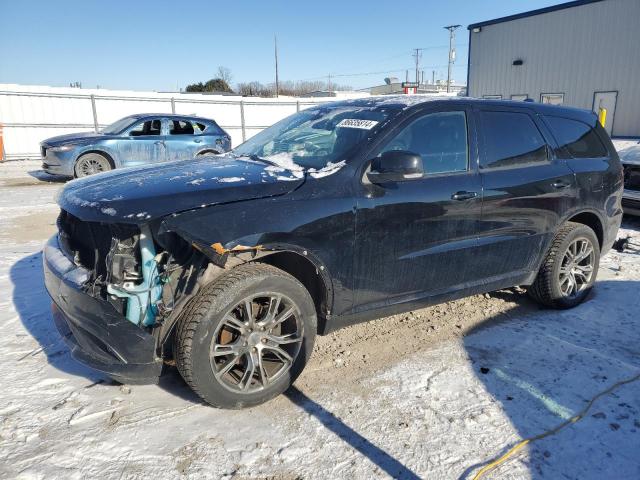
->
[[432, 70, 435, 85], [327, 73, 332, 92], [274, 35, 279, 98], [444, 25, 460, 93], [413, 48, 421, 84]]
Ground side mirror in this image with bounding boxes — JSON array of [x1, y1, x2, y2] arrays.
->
[[366, 150, 424, 184]]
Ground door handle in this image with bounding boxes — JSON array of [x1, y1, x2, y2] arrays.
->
[[551, 179, 570, 189], [194, 138, 202, 143], [451, 191, 478, 201], [154, 140, 164, 146]]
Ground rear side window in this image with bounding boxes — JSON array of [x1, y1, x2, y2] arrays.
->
[[169, 120, 195, 135], [544, 116, 607, 159], [480, 111, 548, 169]]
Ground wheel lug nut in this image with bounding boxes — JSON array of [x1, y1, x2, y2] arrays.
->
[[261, 338, 267, 343], [251, 347, 257, 352]]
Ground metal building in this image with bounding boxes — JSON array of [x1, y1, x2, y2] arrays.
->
[[466, 0, 640, 137]]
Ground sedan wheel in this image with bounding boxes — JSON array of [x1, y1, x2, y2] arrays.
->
[[74, 153, 112, 177]]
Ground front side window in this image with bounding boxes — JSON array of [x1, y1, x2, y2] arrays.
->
[[129, 119, 162, 136], [480, 111, 548, 169], [380, 111, 468, 175], [169, 120, 195, 135], [544, 116, 607, 159]]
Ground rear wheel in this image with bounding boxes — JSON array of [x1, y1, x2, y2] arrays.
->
[[528, 222, 600, 308], [74, 152, 112, 177], [196, 150, 220, 157], [174, 263, 316, 409]]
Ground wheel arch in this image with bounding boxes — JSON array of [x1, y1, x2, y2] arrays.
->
[[255, 249, 333, 334], [565, 210, 604, 249], [75, 149, 116, 169]]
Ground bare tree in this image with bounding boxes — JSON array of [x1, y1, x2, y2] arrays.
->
[[216, 66, 233, 85]]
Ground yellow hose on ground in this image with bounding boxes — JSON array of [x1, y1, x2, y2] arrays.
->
[[471, 372, 640, 480]]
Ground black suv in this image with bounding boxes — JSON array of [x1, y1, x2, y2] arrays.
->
[[44, 97, 623, 408]]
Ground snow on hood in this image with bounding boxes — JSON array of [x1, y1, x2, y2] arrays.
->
[[58, 155, 304, 223], [260, 153, 347, 180]]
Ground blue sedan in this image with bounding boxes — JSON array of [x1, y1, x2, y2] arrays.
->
[[40, 113, 231, 177]]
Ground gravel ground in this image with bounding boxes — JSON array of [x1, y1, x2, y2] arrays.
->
[[0, 160, 639, 480]]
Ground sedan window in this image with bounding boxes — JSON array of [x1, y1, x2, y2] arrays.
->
[[129, 119, 162, 136], [380, 111, 469, 175], [169, 120, 195, 136]]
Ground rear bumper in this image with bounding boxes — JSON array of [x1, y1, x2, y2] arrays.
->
[[43, 235, 162, 384]]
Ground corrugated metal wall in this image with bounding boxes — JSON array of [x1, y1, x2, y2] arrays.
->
[[468, 0, 640, 137], [0, 84, 362, 160]]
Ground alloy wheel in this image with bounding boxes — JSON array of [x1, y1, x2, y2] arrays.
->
[[558, 237, 595, 298], [210, 294, 303, 394]]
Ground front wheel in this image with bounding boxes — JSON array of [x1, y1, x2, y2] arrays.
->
[[74, 152, 112, 177], [528, 222, 600, 308], [174, 263, 316, 409]]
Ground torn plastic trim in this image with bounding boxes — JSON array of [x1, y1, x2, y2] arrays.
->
[[107, 225, 162, 326]]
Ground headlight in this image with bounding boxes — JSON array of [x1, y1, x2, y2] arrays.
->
[[50, 144, 77, 152]]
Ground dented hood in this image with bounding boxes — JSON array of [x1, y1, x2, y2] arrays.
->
[[57, 156, 304, 223]]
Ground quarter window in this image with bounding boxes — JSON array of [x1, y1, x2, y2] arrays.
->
[[480, 111, 548, 169], [169, 120, 195, 135], [544, 116, 607, 159], [129, 119, 162, 136], [380, 111, 468, 175]]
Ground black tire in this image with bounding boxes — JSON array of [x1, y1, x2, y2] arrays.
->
[[174, 262, 316, 409], [528, 222, 600, 309], [196, 150, 220, 157]]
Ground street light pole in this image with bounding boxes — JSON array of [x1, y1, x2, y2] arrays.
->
[[444, 25, 460, 93]]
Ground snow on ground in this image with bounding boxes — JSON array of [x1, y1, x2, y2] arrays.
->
[[0, 160, 639, 479]]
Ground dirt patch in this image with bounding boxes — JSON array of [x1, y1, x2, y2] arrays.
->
[[5, 210, 58, 242], [296, 288, 539, 394]]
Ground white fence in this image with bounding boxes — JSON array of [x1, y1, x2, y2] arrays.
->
[[0, 84, 368, 160]]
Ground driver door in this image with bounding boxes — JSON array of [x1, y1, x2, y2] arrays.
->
[[353, 105, 483, 313], [117, 117, 166, 167]]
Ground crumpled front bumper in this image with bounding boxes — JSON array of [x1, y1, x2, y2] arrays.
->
[[43, 235, 163, 384]]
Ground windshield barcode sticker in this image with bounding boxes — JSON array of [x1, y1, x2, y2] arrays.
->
[[336, 119, 379, 130]]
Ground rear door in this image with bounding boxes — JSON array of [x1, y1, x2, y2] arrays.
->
[[476, 106, 577, 279], [165, 118, 202, 161], [353, 104, 484, 312]]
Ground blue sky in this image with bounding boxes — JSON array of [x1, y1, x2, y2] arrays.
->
[[0, 0, 559, 92]]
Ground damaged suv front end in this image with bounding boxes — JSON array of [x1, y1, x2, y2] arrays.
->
[[43, 154, 310, 383]]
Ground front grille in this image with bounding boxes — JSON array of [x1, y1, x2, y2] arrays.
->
[[57, 210, 139, 281]]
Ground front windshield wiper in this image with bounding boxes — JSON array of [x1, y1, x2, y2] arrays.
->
[[233, 153, 283, 169]]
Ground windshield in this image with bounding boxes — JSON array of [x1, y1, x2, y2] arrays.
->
[[101, 116, 138, 134], [232, 104, 396, 170]]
